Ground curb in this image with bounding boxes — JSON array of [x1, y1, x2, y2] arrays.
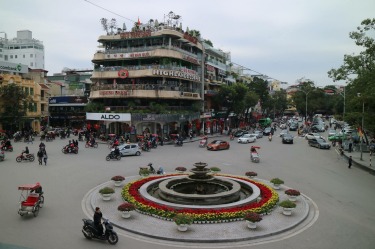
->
[[336, 149, 375, 175]]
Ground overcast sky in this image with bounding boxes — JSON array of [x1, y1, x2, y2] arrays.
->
[[1, 0, 374, 87]]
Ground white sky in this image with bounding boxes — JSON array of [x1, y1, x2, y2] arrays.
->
[[1, 0, 374, 86]]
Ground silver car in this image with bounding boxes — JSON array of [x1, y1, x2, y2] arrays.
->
[[118, 143, 141, 156], [237, 134, 257, 144]]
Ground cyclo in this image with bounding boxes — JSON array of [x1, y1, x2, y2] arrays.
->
[[250, 146, 261, 163], [18, 182, 44, 217]]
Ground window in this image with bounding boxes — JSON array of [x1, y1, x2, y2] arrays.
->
[[30, 54, 33, 58], [23, 54, 25, 58], [30, 62, 33, 67], [15, 55, 17, 59], [24, 87, 29, 95], [30, 88, 34, 95], [10, 55, 13, 59]]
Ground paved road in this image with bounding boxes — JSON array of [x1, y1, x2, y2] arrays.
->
[[0, 130, 374, 249]]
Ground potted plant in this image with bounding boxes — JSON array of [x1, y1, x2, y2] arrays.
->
[[99, 187, 115, 201], [173, 213, 193, 232], [111, 175, 125, 187], [270, 178, 284, 190], [285, 189, 300, 201], [117, 202, 136, 218], [279, 200, 297, 216], [175, 166, 187, 173], [139, 167, 150, 177], [245, 171, 257, 178], [243, 212, 262, 229], [210, 167, 221, 174]]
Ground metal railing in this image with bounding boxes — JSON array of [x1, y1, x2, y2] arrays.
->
[[91, 83, 201, 93]]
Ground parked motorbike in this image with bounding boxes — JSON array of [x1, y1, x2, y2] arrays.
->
[[16, 153, 35, 162], [82, 218, 118, 245], [106, 151, 121, 161], [175, 139, 183, 146]]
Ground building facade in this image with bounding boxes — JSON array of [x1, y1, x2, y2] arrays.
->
[[89, 17, 204, 137], [0, 62, 49, 132], [0, 30, 45, 69]]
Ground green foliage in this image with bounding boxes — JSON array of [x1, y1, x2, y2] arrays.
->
[[270, 178, 284, 185], [99, 187, 115, 195], [0, 84, 30, 128], [279, 200, 297, 208], [173, 213, 193, 225], [84, 102, 105, 112], [327, 18, 375, 134]]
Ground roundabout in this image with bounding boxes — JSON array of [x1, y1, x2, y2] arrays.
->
[[82, 164, 319, 244]]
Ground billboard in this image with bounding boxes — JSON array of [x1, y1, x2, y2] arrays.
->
[[49, 96, 88, 104]]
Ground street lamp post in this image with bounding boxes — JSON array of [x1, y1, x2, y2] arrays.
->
[[298, 89, 311, 123], [358, 93, 364, 161], [361, 99, 364, 161]]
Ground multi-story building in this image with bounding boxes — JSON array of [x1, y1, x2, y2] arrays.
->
[[89, 15, 204, 137], [0, 61, 47, 132], [0, 30, 45, 69]]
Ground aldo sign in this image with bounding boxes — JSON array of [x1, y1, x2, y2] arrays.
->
[[86, 113, 131, 122]]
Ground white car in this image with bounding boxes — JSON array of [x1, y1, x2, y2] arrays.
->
[[237, 134, 257, 143], [305, 133, 322, 140], [279, 129, 289, 137], [118, 143, 141, 156], [328, 129, 336, 137]]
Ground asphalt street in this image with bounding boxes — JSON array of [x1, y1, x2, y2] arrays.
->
[[0, 130, 374, 249]]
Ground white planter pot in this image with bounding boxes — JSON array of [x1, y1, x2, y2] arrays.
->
[[121, 211, 131, 218], [113, 180, 123, 187], [288, 195, 298, 202], [246, 220, 257, 229], [272, 183, 281, 190], [177, 224, 188, 232], [101, 193, 113, 201], [282, 207, 294, 216]]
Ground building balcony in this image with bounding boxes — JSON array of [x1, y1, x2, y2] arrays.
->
[[90, 84, 201, 100], [93, 47, 200, 65]]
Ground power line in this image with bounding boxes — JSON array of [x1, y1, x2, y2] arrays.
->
[[84, 0, 136, 23]]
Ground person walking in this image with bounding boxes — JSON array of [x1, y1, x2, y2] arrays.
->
[[42, 149, 48, 166], [37, 149, 43, 165], [348, 156, 352, 169]]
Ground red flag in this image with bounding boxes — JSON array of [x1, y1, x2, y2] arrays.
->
[[137, 17, 141, 25]]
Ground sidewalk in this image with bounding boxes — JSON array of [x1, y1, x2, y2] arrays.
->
[[336, 147, 374, 174]]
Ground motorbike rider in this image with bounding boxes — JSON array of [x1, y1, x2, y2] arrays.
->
[[88, 136, 96, 147], [148, 163, 156, 174], [268, 134, 272, 141], [93, 207, 104, 236], [113, 146, 120, 157], [21, 146, 29, 158]]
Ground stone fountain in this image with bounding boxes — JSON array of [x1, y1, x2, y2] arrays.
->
[[139, 162, 261, 208]]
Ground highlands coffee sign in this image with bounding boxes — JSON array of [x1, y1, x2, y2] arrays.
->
[[86, 113, 131, 121]]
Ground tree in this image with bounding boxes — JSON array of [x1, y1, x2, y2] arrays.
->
[[214, 83, 249, 120], [328, 18, 375, 133], [0, 84, 30, 130]]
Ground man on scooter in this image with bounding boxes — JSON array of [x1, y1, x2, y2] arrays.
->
[[93, 207, 104, 236]]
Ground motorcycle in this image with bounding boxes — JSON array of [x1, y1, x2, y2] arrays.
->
[[199, 136, 208, 148], [268, 135, 272, 141], [16, 153, 35, 162], [82, 218, 118, 245], [230, 134, 234, 140], [175, 139, 183, 146], [106, 151, 121, 161], [1, 145, 13, 152], [85, 141, 98, 148], [62, 145, 78, 154]]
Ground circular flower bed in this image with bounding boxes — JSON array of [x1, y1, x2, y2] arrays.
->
[[121, 174, 279, 222]]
